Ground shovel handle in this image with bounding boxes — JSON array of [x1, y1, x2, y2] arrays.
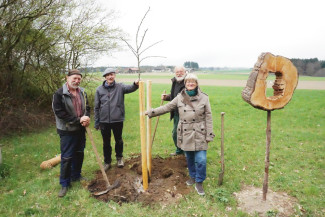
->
[[86, 127, 111, 188]]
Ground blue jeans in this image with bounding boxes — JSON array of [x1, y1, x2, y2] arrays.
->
[[59, 132, 85, 187], [185, 150, 207, 183]]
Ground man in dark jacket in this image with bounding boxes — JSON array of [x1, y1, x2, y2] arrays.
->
[[161, 66, 186, 156], [52, 69, 91, 197], [94, 68, 139, 170]]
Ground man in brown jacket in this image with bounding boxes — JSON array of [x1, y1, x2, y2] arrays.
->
[[146, 74, 214, 196]]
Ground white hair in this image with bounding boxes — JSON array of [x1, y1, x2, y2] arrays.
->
[[184, 73, 198, 84], [173, 66, 185, 73]]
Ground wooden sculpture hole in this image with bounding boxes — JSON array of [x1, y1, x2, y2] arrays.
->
[[266, 71, 285, 99]]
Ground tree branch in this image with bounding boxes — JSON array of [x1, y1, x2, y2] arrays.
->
[[120, 37, 137, 57], [140, 55, 166, 64], [136, 7, 150, 48], [139, 40, 163, 56], [138, 28, 148, 51]]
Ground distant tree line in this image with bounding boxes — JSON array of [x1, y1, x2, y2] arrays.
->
[[291, 58, 325, 77], [88, 58, 325, 77], [184, 61, 199, 69], [81, 67, 108, 73]]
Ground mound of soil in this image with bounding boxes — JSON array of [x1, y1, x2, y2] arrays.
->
[[234, 186, 298, 216], [87, 155, 193, 206]]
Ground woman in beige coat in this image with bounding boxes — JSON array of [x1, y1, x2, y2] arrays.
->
[[146, 74, 215, 195]]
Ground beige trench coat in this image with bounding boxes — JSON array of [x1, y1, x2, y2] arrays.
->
[[148, 88, 215, 151]]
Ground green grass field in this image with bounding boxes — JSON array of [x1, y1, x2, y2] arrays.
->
[[0, 80, 324, 216]]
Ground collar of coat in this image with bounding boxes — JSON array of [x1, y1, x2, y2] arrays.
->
[[103, 80, 116, 88], [63, 83, 84, 96], [180, 87, 202, 108]]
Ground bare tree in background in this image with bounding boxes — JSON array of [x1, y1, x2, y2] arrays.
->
[[121, 7, 165, 79], [62, 0, 121, 70]]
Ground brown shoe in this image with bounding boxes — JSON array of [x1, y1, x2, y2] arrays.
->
[[186, 177, 195, 186], [195, 182, 205, 196]]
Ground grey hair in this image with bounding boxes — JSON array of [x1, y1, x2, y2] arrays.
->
[[173, 66, 186, 73], [184, 73, 198, 84]]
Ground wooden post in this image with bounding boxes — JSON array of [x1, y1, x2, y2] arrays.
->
[[0, 146, 2, 165], [139, 81, 148, 190], [146, 80, 152, 178], [40, 154, 61, 169], [263, 111, 271, 200], [218, 112, 225, 185]]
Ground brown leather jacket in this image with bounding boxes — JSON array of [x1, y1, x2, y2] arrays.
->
[[148, 88, 215, 151]]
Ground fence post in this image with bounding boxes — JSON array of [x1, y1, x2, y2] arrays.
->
[[139, 81, 148, 190]]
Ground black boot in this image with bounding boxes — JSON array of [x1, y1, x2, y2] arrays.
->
[[58, 186, 69, 197]]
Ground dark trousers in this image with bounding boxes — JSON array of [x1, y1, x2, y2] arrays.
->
[[100, 122, 123, 164], [59, 132, 85, 187], [172, 113, 183, 154]]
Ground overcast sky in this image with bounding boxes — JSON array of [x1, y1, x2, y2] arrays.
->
[[95, 0, 325, 68]]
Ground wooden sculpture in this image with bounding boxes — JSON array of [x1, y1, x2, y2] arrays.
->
[[242, 52, 298, 111], [242, 52, 298, 200]]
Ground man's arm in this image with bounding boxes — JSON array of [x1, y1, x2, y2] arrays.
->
[[122, 82, 139, 94], [94, 89, 100, 129]]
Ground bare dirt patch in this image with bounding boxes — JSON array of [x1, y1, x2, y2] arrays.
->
[[87, 155, 192, 206], [234, 185, 298, 216]]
